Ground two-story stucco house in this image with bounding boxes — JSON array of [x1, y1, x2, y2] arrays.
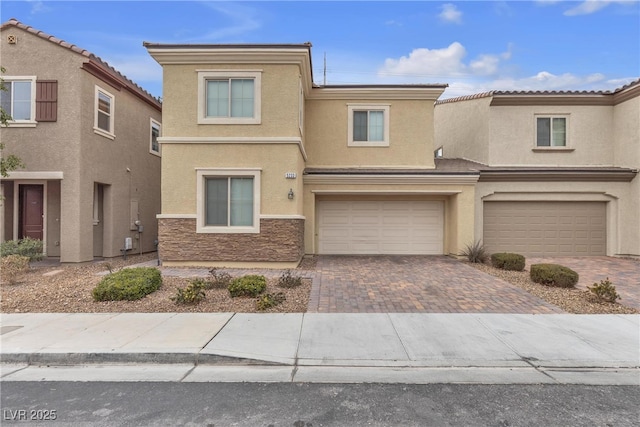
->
[[435, 80, 640, 257], [145, 42, 480, 267], [1, 19, 162, 263]]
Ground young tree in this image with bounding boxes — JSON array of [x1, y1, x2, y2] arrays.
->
[[0, 65, 25, 177]]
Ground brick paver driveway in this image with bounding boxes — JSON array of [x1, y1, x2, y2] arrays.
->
[[528, 257, 640, 311], [307, 256, 563, 314]]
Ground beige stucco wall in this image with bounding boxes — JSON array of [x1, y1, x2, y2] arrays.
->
[[487, 105, 615, 166], [1, 26, 161, 262], [161, 63, 301, 138], [305, 99, 436, 168], [434, 97, 491, 164]]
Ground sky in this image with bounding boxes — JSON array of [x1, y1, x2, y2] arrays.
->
[[2, 0, 639, 99]]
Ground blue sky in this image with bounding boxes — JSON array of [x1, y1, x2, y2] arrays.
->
[[3, 0, 639, 99]]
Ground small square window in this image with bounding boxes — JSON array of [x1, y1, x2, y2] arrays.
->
[[94, 86, 115, 139], [197, 71, 262, 125], [0, 76, 36, 125], [150, 119, 161, 156], [536, 116, 567, 147], [347, 104, 390, 147]]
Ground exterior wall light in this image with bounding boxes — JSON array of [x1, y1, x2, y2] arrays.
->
[[288, 188, 294, 199]]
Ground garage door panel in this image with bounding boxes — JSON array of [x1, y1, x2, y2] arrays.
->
[[318, 200, 443, 255], [484, 201, 606, 256]]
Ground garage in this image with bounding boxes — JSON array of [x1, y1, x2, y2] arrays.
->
[[483, 201, 606, 256], [317, 200, 444, 254]]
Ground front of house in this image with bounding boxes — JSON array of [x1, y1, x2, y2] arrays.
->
[[146, 43, 479, 267]]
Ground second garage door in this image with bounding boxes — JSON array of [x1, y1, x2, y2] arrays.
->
[[483, 201, 606, 256], [317, 200, 444, 255]]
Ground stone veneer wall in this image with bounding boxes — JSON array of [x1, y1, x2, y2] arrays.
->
[[158, 218, 304, 262]]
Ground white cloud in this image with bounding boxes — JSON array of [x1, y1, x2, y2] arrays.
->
[[564, 0, 612, 16], [193, 2, 261, 41], [439, 3, 463, 24], [27, 0, 52, 14]]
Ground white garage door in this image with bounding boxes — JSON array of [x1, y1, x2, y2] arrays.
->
[[318, 200, 444, 255], [483, 201, 606, 256]]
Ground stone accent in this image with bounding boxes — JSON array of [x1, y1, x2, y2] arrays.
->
[[159, 218, 304, 263]]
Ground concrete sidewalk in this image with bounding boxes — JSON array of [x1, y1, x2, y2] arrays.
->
[[1, 313, 638, 385]]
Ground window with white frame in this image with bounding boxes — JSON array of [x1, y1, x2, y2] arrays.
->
[[197, 71, 262, 124], [196, 169, 261, 233], [0, 76, 36, 124], [536, 116, 567, 147], [94, 86, 115, 138], [347, 104, 390, 146], [150, 119, 161, 155]]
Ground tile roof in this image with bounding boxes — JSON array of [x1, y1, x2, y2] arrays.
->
[[1, 18, 160, 107]]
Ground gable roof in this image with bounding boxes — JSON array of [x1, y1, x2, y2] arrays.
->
[[1, 18, 161, 110]]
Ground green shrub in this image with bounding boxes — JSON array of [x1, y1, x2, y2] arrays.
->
[[256, 292, 285, 311], [491, 252, 526, 271], [530, 264, 579, 288], [1, 254, 30, 284], [228, 275, 267, 297], [588, 278, 620, 303], [277, 269, 303, 288], [207, 268, 233, 289], [0, 237, 44, 261], [172, 279, 206, 305], [460, 241, 489, 264], [92, 267, 162, 301]]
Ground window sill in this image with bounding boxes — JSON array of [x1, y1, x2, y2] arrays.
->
[[348, 141, 390, 147], [196, 225, 260, 234], [198, 117, 261, 125], [5, 121, 37, 128], [94, 127, 115, 140], [532, 147, 574, 152], [149, 149, 161, 158]]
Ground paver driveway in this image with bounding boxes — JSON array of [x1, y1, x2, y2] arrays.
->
[[528, 257, 640, 311], [307, 256, 563, 314]]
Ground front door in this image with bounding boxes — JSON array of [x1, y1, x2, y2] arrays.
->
[[19, 184, 44, 240]]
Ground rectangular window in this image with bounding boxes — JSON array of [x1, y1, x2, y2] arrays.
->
[[197, 71, 262, 124], [0, 77, 36, 124], [94, 86, 115, 138], [150, 119, 161, 155], [536, 117, 567, 147], [196, 169, 261, 233], [348, 104, 390, 146]]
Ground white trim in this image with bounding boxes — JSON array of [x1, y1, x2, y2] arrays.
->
[[311, 190, 462, 195], [304, 174, 479, 185], [298, 78, 304, 135], [196, 168, 261, 234], [157, 214, 198, 219], [260, 214, 306, 220], [308, 87, 446, 100], [347, 104, 390, 147], [149, 118, 162, 157], [197, 70, 262, 125], [93, 183, 100, 226], [158, 136, 308, 161], [94, 85, 115, 139], [12, 180, 47, 256], [5, 171, 64, 180], [2, 76, 37, 125]]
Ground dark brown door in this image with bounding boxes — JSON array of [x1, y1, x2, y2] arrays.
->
[[19, 185, 44, 240]]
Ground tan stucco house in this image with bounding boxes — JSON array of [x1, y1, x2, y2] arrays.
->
[[145, 42, 479, 267], [435, 80, 640, 257], [1, 19, 162, 263]]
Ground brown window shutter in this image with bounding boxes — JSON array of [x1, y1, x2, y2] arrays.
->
[[36, 80, 58, 122]]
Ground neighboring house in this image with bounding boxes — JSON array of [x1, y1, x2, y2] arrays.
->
[[1, 19, 162, 263], [145, 42, 480, 267], [435, 80, 640, 257]]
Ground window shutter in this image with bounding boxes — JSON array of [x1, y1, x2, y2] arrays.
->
[[35, 80, 57, 122]]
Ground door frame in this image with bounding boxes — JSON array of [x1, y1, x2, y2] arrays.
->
[[13, 180, 47, 255]]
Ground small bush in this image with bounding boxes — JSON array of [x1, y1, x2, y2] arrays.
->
[[530, 263, 579, 288], [460, 241, 489, 264], [588, 278, 620, 303], [0, 237, 44, 261], [172, 279, 206, 305], [277, 269, 303, 288], [256, 292, 286, 311], [491, 252, 526, 271], [1, 254, 30, 284], [207, 268, 233, 289], [228, 275, 267, 297], [92, 267, 162, 301]]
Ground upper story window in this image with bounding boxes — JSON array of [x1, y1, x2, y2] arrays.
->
[[150, 119, 161, 156], [197, 70, 262, 125], [0, 76, 36, 126], [196, 168, 261, 234], [347, 104, 390, 147], [536, 116, 567, 147], [94, 86, 115, 139]]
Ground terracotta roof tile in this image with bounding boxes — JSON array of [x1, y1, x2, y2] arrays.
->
[[435, 91, 494, 105]]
